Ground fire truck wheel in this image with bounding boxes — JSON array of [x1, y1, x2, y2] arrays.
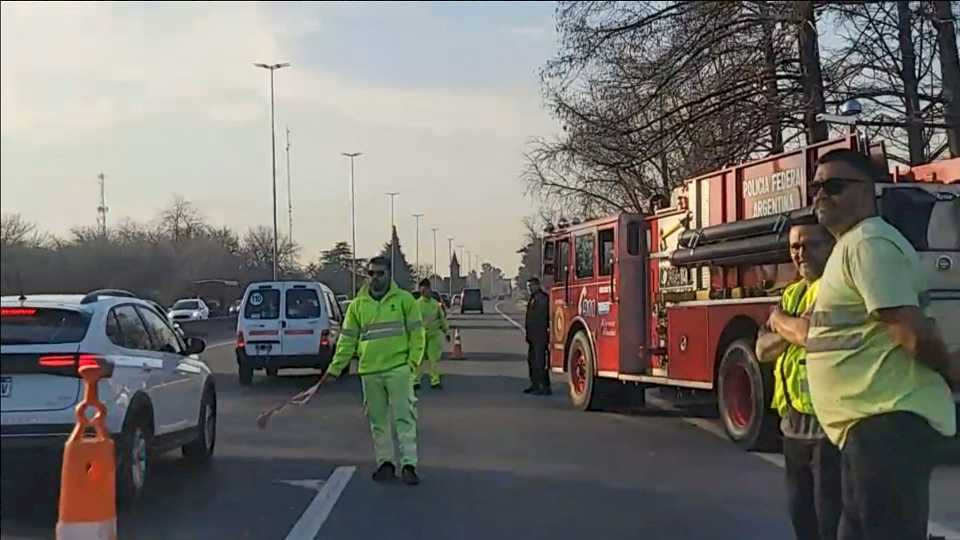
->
[[567, 331, 597, 411], [717, 339, 780, 451]]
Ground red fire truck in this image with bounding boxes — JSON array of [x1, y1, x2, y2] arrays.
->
[[541, 134, 959, 450]]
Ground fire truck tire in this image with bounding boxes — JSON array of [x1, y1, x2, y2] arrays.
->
[[717, 339, 780, 451], [567, 331, 598, 411]]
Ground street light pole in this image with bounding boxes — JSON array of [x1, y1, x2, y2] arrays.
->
[[412, 213, 423, 280], [254, 61, 290, 281], [341, 152, 362, 298], [385, 192, 399, 280], [285, 126, 293, 243]]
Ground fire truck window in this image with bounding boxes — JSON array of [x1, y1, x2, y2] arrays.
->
[[627, 222, 642, 255], [556, 240, 571, 282], [575, 234, 595, 279], [599, 230, 614, 276]]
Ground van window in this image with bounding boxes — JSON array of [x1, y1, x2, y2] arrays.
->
[[575, 233, 595, 279], [110, 305, 153, 350], [599, 229, 615, 276], [556, 239, 571, 282], [286, 288, 322, 319], [244, 288, 280, 320]]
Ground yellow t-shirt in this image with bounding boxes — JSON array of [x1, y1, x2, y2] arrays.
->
[[806, 217, 956, 448]]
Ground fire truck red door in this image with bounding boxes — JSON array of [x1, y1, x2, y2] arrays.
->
[[617, 215, 650, 374]]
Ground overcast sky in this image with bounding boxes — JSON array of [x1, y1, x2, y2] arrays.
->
[[0, 1, 558, 275]]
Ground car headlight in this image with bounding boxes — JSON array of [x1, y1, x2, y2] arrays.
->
[[193, 311, 201, 318]]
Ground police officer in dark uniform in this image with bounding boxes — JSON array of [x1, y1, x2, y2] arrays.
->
[[524, 277, 551, 395]]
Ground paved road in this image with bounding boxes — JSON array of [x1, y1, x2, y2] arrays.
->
[[3, 300, 958, 539]]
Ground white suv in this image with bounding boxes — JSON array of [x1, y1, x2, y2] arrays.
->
[[167, 297, 210, 322], [235, 281, 343, 385], [0, 289, 217, 504]]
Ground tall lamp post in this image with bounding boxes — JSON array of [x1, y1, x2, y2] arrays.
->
[[254, 61, 290, 280], [341, 152, 362, 297], [448, 237, 454, 298], [431, 228, 439, 283]]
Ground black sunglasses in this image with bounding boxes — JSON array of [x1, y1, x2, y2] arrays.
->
[[811, 177, 863, 196], [367, 270, 387, 277]]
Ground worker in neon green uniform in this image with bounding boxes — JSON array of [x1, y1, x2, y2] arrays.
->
[[323, 256, 426, 485], [757, 223, 841, 540], [413, 278, 450, 390]]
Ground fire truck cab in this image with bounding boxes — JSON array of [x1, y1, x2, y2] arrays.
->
[[542, 135, 959, 451]]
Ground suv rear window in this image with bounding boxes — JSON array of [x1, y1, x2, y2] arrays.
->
[[244, 288, 280, 319], [0, 307, 91, 345], [463, 290, 481, 302], [286, 288, 322, 319], [172, 300, 200, 310]]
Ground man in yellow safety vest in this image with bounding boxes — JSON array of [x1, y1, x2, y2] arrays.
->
[[413, 278, 450, 390]]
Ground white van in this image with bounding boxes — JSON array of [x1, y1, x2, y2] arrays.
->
[[235, 281, 344, 385]]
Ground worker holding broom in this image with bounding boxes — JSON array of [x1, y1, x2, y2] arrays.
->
[[257, 256, 426, 485]]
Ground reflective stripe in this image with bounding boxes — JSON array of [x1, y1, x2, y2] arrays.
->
[[810, 310, 868, 327], [365, 321, 403, 332], [405, 320, 423, 332], [806, 334, 865, 353], [340, 327, 360, 338], [361, 327, 406, 341]]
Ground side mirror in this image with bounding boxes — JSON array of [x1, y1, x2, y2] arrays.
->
[[184, 336, 206, 355]]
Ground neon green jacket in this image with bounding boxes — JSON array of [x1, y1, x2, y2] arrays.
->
[[416, 295, 448, 337], [328, 282, 425, 377], [771, 279, 819, 417]]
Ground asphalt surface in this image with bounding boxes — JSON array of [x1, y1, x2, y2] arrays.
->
[[2, 300, 958, 539]]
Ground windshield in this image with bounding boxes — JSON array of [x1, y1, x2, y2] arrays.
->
[[0, 307, 91, 345], [172, 300, 200, 310], [464, 290, 481, 301]]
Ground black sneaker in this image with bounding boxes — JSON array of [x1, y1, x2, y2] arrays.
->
[[413, 382, 421, 391], [522, 386, 537, 394], [401, 465, 420, 486], [372, 462, 396, 482], [431, 382, 443, 390]]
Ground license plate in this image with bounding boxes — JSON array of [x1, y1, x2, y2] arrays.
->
[[0, 377, 11, 398], [253, 343, 273, 355]]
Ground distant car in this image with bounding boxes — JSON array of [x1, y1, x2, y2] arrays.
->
[[1, 289, 217, 504], [335, 294, 349, 303], [439, 293, 451, 309], [228, 299, 242, 316], [168, 298, 210, 322], [460, 288, 484, 314], [339, 300, 352, 316], [235, 280, 344, 385]]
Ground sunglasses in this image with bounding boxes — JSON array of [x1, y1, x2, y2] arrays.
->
[[811, 177, 863, 196], [367, 270, 387, 277]]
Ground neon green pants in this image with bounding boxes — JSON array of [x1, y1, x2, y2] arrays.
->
[[413, 333, 444, 386], [362, 364, 418, 467]]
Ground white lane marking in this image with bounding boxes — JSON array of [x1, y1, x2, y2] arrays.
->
[[207, 340, 235, 349], [647, 394, 958, 536], [284, 466, 355, 540], [494, 301, 524, 331], [276, 478, 325, 490]]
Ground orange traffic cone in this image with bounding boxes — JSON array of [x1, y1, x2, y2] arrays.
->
[[57, 364, 117, 540], [451, 328, 464, 359]]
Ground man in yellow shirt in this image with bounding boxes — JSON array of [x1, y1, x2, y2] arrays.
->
[[757, 223, 840, 540], [413, 279, 450, 390], [806, 149, 959, 540]]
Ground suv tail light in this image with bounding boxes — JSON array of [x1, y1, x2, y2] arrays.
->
[[319, 330, 330, 348], [236, 331, 246, 349], [36, 354, 112, 377]]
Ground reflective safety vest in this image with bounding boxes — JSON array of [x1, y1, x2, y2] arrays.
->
[[416, 295, 448, 337], [328, 282, 425, 377], [771, 279, 819, 417]]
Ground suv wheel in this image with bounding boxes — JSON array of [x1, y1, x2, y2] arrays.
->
[[183, 386, 216, 463], [266, 367, 279, 377], [117, 408, 152, 506]]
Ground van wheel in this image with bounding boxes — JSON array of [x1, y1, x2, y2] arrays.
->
[[567, 331, 597, 411], [717, 339, 781, 451], [266, 367, 278, 377], [239, 363, 253, 386]]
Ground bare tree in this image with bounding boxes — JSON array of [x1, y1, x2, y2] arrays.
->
[[158, 195, 206, 243], [0, 213, 43, 249], [931, 0, 960, 156]]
